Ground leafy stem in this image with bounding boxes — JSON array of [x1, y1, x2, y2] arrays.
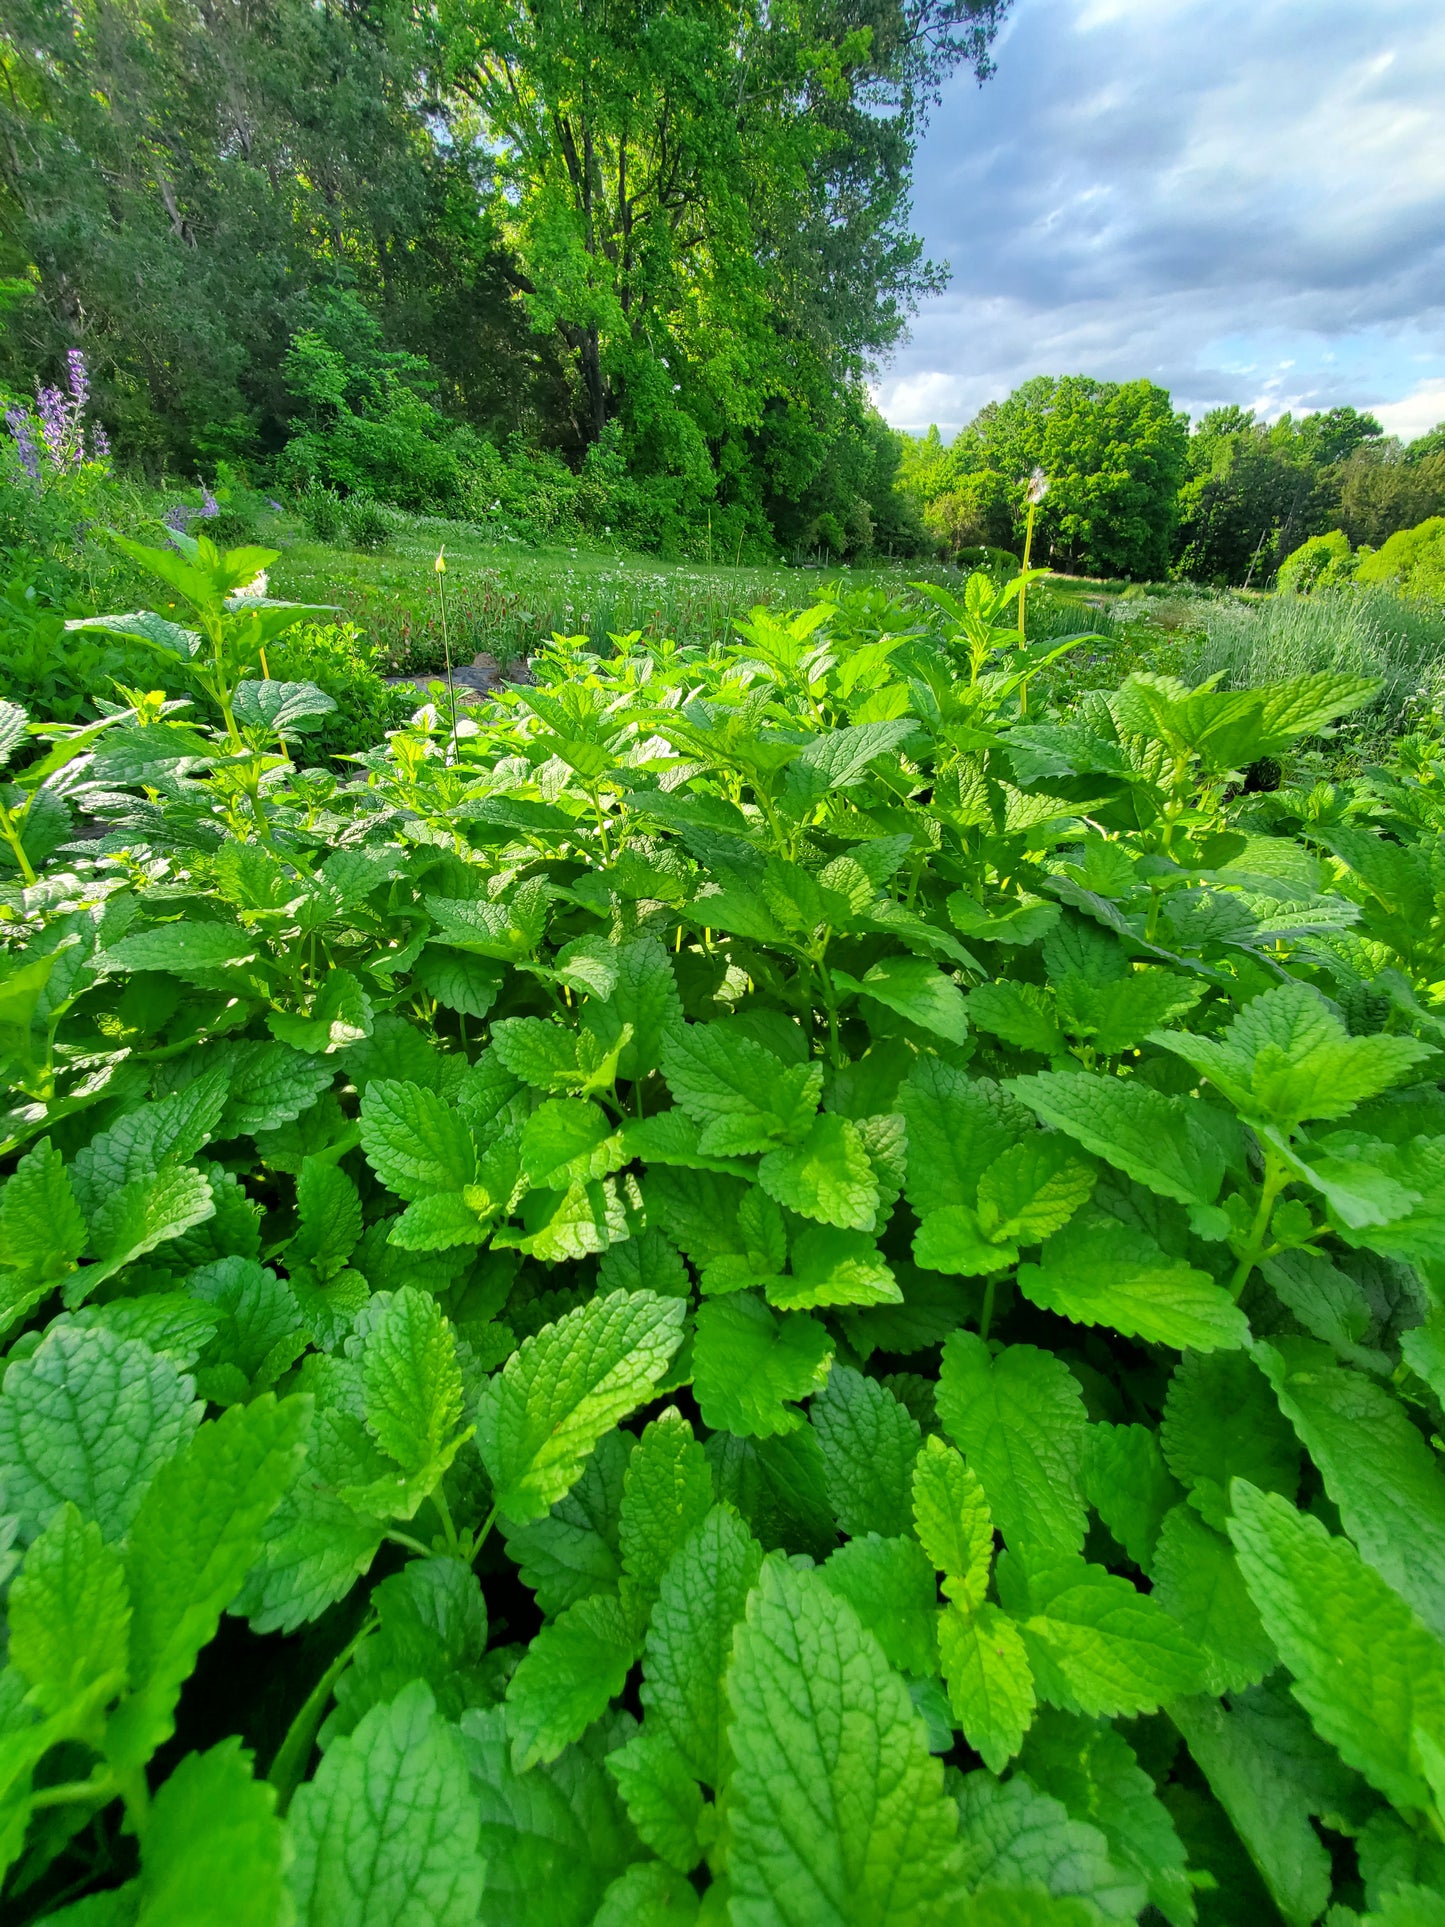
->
[[267, 1613, 378, 1815], [1228, 1148, 1291, 1300]]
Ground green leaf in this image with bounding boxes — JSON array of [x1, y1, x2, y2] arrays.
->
[[504, 1592, 639, 1770], [898, 1059, 1032, 1217], [359, 1079, 477, 1201], [591, 1861, 701, 1927], [1151, 1502, 1274, 1695], [359, 1287, 466, 1486], [0, 1324, 201, 1541], [578, 935, 686, 1081], [820, 1532, 940, 1676], [1229, 1481, 1445, 1809], [222, 1041, 335, 1136], [660, 1022, 820, 1156], [692, 1293, 833, 1438], [1170, 1687, 1338, 1927], [758, 1112, 881, 1231], [1008, 1072, 1224, 1208], [1255, 1335, 1445, 1642], [0, 1137, 85, 1296], [914, 1204, 1018, 1276], [938, 1600, 1035, 1772], [233, 676, 335, 734], [520, 1099, 623, 1189], [1018, 1210, 1248, 1352], [1151, 982, 1432, 1131], [461, 1704, 639, 1927], [833, 956, 970, 1046], [974, 1137, 1095, 1245], [83, 1165, 218, 1293], [1160, 1350, 1299, 1530], [967, 978, 1067, 1057], [475, 1289, 686, 1521], [912, 1435, 994, 1608], [98, 922, 258, 982], [291, 1158, 362, 1279], [766, 1224, 900, 1312], [288, 1680, 485, 1927], [268, 969, 373, 1054], [411, 945, 503, 1019], [107, 1393, 310, 1768], [811, 1363, 921, 1538], [604, 1728, 706, 1873], [955, 1770, 1147, 1921], [1005, 1550, 1210, 1717], [1019, 1711, 1194, 1927], [936, 1334, 1089, 1557], [618, 1407, 714, 1616], [1080, 1422, 1181, 1571], [326, 1556, 488, 1740], [8, 1502, 130, 1719], [502, 1430, 633, 1615], [641, 1502, 763, 1787], [726, 1556, 966, 1923], [136, 1738, 288, 1927]]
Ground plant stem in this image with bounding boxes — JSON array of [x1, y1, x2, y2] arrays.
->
[[1228, 1152, 1289, 1299], [267, 1616, 377, 1814], [979, 1274, 998, 1342]]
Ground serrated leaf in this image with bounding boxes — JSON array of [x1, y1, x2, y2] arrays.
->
[[460, 1703, 639, 1927], [98, 922, 258, 982], [936, 1334, 1088, 1557], [1009, 1072, 1224, 1208], [758, 1111, 880, 1231], [811, 1363, 921, 1537], [505, 1592, 639, 1770], [136, 1737, 289, 1927], [475, 1290, 686, 1521], [502, 1430, 633, 1616], [898, 1059, 1033, 1217], [1018, 1210, 1248, 1351], [618, 1407, 713, 1616], [726, 1556, 966, 1923], [0, 1324, 201, 1541], [1151, 1503, 1274, 1695], [975, 1137, 1095, 1245], [641, 1503, 763, 1787], [1255, 1335, 1445, 1643], [912, 1435, 994, 1608], [1160, 1350, 1299, 1530], [967, 980, 1066, 1057], [82, 1164, 217, 1294], [604, 1729, 705, 1874], [1229, 1481, 1445, 1810], [1080, 1421, 1181, 1571], [820, 1532, 940, 1676], [8, 1501, 130, 1719], [692, 1293, 833, 1438], [833, 956, 970, 1045], [359, 1286, 466, 1492], [938, 1601, 1035, 1772], [1007, 1551, 1210, 1717], [288, 1680, 485, 1927], [1019, 1711, 1194, 1927], [359, 1080, 477, 1201], [956, 1770, 1146, 1921], [107, 1393, 310, 1767], [327, 1556, 488, 1741]]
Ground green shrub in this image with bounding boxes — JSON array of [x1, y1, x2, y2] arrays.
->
[[1354, 514, 1445, 599], [345, 498, 392, 552], [265, 619, 414, 762], [203, 507, 256, 548], [297, 485, 348, 545], [1276, 528, 1354, 592]]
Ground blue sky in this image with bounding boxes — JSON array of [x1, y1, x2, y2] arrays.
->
[[872, 0, 1445, 441]]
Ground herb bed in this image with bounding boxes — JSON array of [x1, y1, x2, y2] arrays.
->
[[0, 536, 1442, 1925]]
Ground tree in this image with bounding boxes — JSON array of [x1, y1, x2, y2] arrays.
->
[[933, 376, 1189, 578]]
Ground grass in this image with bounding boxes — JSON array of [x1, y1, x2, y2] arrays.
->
[[263, 508, 957, 673]]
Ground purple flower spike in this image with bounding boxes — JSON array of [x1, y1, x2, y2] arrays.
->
[[6, 408, 40, 480], [163, 501, 195, 534], [199, 479, 219, 517], [91, 423, 110, 459], [66, 349, 90, 408]]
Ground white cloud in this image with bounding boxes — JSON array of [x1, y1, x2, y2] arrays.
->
[[879, 0, 1445, 438], [1371, 379, 1445, 440]]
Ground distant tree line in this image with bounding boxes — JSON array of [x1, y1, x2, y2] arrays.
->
[[897, 376, 1445, 585], [0, 0, 1010, 561]]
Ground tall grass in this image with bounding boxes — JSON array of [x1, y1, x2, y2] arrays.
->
[[1177, 586, 1445, 732]]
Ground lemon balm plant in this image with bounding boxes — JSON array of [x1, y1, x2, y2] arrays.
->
[[0, 564, 1441, 1924]]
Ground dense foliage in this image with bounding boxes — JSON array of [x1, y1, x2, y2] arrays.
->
[[0, 535, 1442, 1921], [0, 0, 1007, 560], [902, 391, 1445, 588]]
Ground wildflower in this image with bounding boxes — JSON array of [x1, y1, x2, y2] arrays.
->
[[36, 385, 69, 465], [163, 502, 195, 535], [1026, 466, 1049, 506], [233, 570, 269, 600], [266, 498, 282, 512], [199, 479, 219, 517], [91, 422, 110, 460], [65, 349, 90, 409], [5, 408, 39, 480]]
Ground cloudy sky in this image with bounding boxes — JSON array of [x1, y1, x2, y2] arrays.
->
[[872, 0, 1445, 441]]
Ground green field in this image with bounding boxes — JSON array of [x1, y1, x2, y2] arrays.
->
[[263, 510, 962, 674]]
